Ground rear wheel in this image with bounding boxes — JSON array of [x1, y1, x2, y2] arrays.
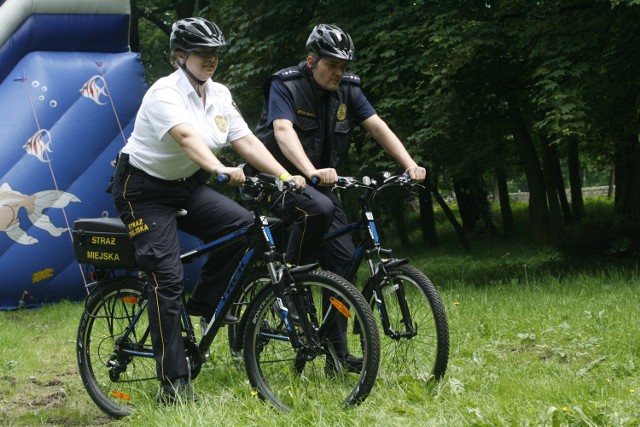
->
[[76, 277, 155, 418], [243, 270, 380, 411]]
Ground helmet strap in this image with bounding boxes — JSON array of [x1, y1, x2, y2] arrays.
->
[[180, 52, 207, 98], [306, 54, 323, 88], [309, 54, 322, 69]]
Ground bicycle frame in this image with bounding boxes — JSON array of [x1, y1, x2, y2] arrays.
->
[[98, 175, 308, 365], [323, 174, 417, 339], [76, 173, 385, 417]]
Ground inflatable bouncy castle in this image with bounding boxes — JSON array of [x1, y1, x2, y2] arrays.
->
[[0, 0, 200, 309]]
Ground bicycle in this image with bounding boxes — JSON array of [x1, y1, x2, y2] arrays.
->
[[72, 173, 380, 418], [227, 172, 449, 385]]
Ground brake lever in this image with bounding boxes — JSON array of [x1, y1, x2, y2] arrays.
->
[[399, 173, 426, 189], [282, 180, 304, 194]]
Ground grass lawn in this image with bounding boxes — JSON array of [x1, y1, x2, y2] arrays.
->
[[1, 198, 639, 425]]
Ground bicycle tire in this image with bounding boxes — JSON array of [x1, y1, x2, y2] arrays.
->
[[76, 277, 155, 418], [227, 268, 271, 360], [365, 264, 449, 384], [243, 270, 380, 411]]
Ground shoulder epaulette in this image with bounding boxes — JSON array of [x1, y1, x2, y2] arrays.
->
[[342, 73, 361, 86], [274, 67, 304, 81]]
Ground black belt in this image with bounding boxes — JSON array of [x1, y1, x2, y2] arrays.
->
[[125, 164, 191, 182], [126, 164, 211, 185]]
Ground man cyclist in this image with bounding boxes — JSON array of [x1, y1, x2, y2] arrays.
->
[[254, 24, 426, 369]]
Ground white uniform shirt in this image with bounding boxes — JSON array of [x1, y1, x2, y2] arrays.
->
[[122, 68, 251, 180]]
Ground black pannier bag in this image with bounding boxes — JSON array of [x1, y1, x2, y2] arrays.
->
[[72, 218, 138, 268]]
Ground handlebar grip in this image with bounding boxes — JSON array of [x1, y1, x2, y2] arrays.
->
[[217, 174, 229, 182], [312, 176, 352, 186]]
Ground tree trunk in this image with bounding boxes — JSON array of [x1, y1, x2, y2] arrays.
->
[[453, 179, 479, 233], [452, 173, 496, 236], [176, 1, 198, 19], [567, 137, 585, 220], [549, 143, 573, 223], [613, 134, 640, 224], [540, 138, 567, 237], [495, 166, 516, 238], [129, 2, 140, 52], [477, 176, 497, 237], [425, 182, 471, 251], [419, 185, 438, 247], [383, 189, 410, 247], [391, 198, 411, 247], [608, 169, 615, 199], [508, 103, 551, 243]]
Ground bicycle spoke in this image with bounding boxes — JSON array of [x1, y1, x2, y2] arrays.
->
[[77, 279, 157, 418], [372, 265, 449, 385], [243, 271, 379, 412]]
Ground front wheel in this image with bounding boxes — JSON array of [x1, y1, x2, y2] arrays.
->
[[365, 264, 449, 384], [76, 277, 155, 418], [243, 270, 380, 411], [227, 268, 271, 360]]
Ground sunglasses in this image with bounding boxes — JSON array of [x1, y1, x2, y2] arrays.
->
[[192, 49, 219, 59]]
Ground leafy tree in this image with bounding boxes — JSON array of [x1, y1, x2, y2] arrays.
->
[[127, 0, 640, 252]]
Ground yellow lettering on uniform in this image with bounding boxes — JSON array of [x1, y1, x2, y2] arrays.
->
[[127, 219, 150, 237], [128, 218, 143, 231], [296, 109, 317, 119], [129, 223, 149, 238]]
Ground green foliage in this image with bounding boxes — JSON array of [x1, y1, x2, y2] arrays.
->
[[131, 0, 640, 176], [612, 0, 640, 6], [129, 0, 640, 232], [555, 202, 640, 261]]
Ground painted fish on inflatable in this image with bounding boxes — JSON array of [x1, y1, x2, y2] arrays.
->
[[0, 0, 202, 309]]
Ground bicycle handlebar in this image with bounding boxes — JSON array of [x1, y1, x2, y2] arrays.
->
[[312, 172, 413, 190], [218, 172, 301, 192], [229, 172, 302, 203]]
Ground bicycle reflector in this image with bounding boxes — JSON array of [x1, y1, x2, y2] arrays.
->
[[120, 296, 139, 305], [329, 296, 352, 319], [111, 390, 132, 401]]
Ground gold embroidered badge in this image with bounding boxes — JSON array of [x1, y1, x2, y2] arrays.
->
[[214, 115, 228, 132], [336, 104, 347, 121]]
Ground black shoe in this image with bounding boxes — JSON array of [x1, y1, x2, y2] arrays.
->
[[325, 354, 364, 375], [293, 351, 308, 374], [186, 298, 239, 324], [156, 377, 198, 404]]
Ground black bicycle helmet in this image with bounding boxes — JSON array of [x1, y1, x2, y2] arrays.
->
[[170, 17, 226, 52], [306, 24, 355, 61]]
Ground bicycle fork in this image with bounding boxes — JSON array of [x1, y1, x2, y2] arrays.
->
[[365, 252, 417, 340], [268, 263, 323, 349]]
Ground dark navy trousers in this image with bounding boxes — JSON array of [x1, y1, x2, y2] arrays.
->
[[268, 185, 355, 354], [112, 164, 252, 382]]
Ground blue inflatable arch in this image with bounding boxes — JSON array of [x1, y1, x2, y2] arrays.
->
[[0, 0, 200, 309]]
